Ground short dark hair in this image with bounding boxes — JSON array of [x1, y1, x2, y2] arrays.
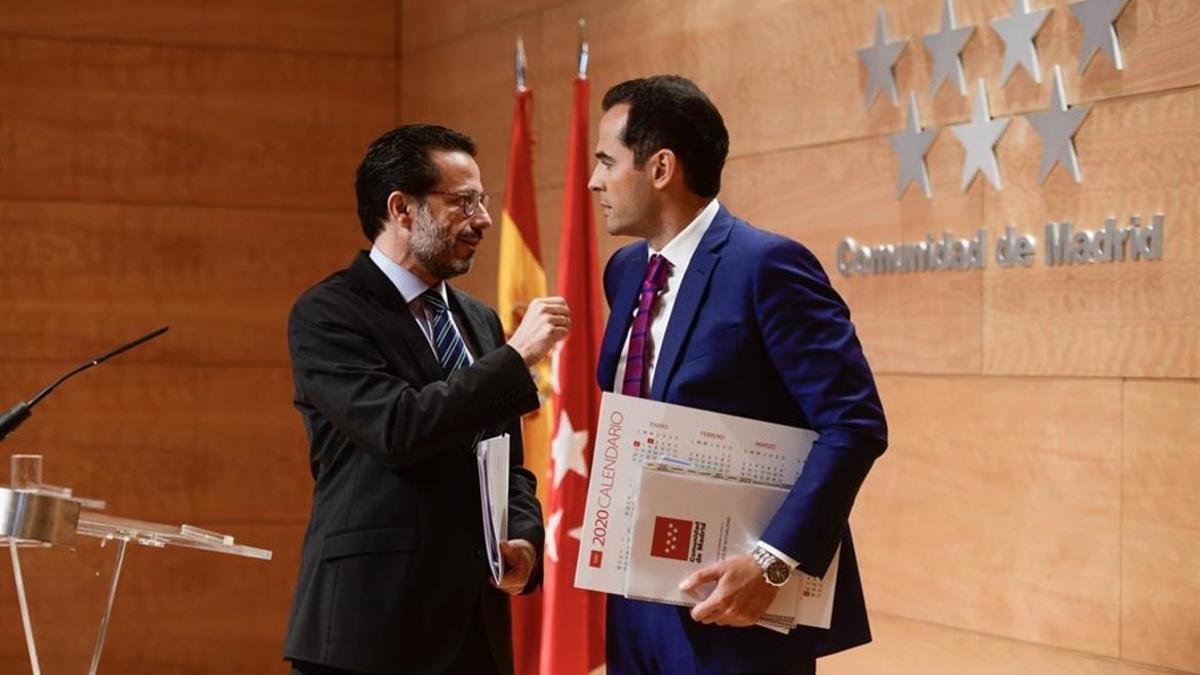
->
[[601, 75, 729, 198], [355, 124, 477, 241]]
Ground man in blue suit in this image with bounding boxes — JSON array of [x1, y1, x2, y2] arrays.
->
[[589, 75, 888, 674]]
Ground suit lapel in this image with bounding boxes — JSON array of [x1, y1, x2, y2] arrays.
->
[[648, 208, 735, 401], [597, 244, 648, 390], [346, 252, 444, 384], [446, 285, 493, 357]]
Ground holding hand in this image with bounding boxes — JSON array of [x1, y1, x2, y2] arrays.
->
[[679, 554, 779, 627], [493, 539, 537, 595], [507, 297, 570, 366]]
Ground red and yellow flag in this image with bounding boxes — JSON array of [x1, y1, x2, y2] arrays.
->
[[498, 86, 554, 503], [499, 80, 554, 675]]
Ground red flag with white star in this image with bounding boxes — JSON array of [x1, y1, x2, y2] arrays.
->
[[539, 72, 606, 675]]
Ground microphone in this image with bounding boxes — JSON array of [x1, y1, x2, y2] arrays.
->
[[0, 326, 170, 442]]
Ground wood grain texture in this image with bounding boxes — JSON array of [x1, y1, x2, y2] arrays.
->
[[985, 0, 1200, 118], [534, 0, 693, 191], [685, 0, 1200, 157], [0, 362, 311, 523], [0, 35, 394, 209], [854, 375, 1124, 656], [982, 87, 1200, 378], [722, 133, 984, 375], [1121, 379, 1200, 672], [0, 522, 302, 674], [0, 3, 393, 673], [0, 201, 363, 366], [821, 612, 1188, 674], [0, 1, 396, 56], [400, 0, 561, 55]]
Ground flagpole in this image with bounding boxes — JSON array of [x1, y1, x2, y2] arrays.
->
[[577, 19, 589, 79], [516, 35, 528, 92]]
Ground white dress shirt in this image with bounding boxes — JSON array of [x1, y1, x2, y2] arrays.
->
[[610, 200, 800, 571], [369, 246, 475, 363], [612, 198, 719, 391]]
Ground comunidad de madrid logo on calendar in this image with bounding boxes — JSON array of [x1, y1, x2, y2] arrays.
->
[[649, 516, 706, 563]]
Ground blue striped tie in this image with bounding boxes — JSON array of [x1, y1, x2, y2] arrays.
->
[[420, 289, 470, 376]]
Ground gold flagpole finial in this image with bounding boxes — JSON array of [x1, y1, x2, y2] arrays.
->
[[515, 35, 528, 92], [577, 19, 589, 78]]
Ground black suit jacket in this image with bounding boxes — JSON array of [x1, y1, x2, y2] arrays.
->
[[282, 252, 545, 675]]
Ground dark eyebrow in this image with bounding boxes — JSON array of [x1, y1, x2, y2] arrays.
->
[[595, 151, 614, 162]]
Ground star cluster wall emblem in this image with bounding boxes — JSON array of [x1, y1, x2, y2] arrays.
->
[[861, 0, 1133, 198]]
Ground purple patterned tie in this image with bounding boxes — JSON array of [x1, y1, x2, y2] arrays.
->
[[621, 253, 672, 398]]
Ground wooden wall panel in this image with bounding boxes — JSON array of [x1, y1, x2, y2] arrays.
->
[[688, 0, 918, 155], [400, 0, 561, 55], [0, 2, 395, 673], [855, 375, 1124, 656], [821, 612, 1183, 674], [0, 1, 396, 56], [0, 363, 310, 523], [0, 523, 303, 674], [687, 0, 1200, 158], [0, 36, 394, 209], [982, 87, 1200, 378], [1121, 380, 1200, 672], [0, 201, 362, 366], [535, 0, 692, 191], [721, 133, 985, 375], [986, 0, 1200, 118]]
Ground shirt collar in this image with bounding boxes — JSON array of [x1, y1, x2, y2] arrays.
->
[[650, 198, 720, 273], [368, 246, 447, 305]]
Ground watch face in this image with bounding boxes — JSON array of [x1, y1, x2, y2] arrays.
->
[[766, 561, 790, 585]]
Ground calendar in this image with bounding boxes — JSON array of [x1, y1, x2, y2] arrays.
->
[[574, 392, 830, 630], [624, 467, 839, 632]]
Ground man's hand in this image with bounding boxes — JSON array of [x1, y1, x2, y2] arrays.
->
[[507, 297, 570, 366], [679, 554, 779, 627], [493, 539, 538, 595]]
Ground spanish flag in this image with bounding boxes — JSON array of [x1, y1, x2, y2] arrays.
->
[[500, 42, 554, 675], [497, 53, 553, 508]]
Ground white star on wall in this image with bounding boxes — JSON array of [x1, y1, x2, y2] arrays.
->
[[1070, 0, 1131, 73], [922, 0, 975, 97], [857, 7, 907, 108], [1024, 65, 1091, 184], [950, 79, 1011, 191], [552, 410, 589, 488], [888, 92, 939, 199], [990, 0, 1052, 85]]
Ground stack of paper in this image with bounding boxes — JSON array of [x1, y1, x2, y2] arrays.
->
[[573, 393, 837, 634], [626, 463, 838, 633], [476, 434, 510, 585]]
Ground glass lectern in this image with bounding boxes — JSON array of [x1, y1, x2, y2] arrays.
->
[[0, 454, 272, 674]]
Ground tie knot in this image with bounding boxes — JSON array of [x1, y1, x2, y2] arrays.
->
[[643, 254, 671, 292], [421, 288, 448, 312]]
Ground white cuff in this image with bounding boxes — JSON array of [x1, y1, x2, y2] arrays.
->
[[755, 541, 800, 570]]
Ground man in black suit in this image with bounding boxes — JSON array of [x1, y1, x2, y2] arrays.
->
[[283, 125, 569, 675]]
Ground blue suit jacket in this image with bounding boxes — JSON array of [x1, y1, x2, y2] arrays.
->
[[597, 206, 888, 665]]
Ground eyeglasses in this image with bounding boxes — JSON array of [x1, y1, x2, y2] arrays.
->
[[424, 190, 490, 218]]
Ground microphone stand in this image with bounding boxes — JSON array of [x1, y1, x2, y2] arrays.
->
[[0, 326, 170, 442]]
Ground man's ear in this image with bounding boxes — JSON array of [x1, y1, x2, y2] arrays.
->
[[386, 191, 412, 228], [649, 150, 677, 190]]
